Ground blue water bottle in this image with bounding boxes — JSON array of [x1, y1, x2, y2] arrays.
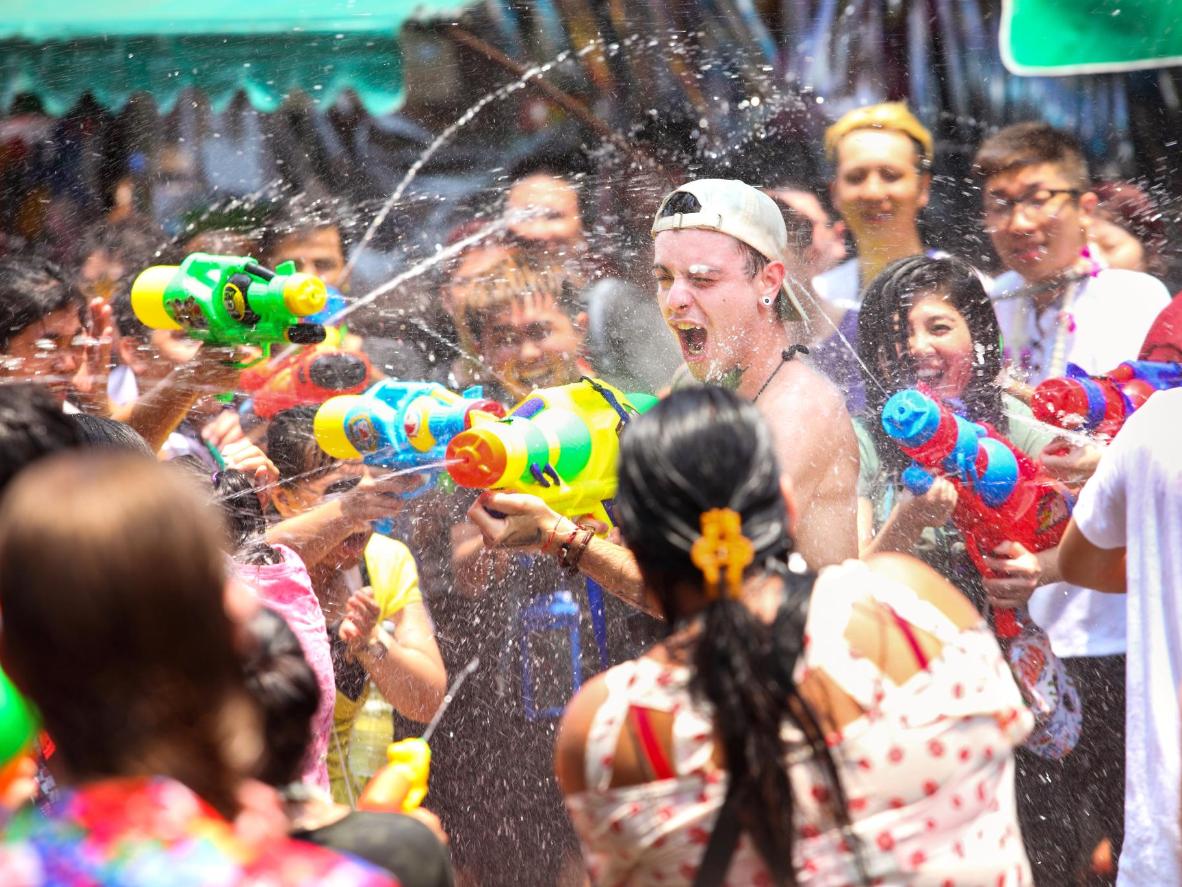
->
[[519, 589, 583, 721]]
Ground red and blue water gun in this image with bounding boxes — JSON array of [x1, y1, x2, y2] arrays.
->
[[882, 388, 1075, 638], [1031, 360, 1182, 439]]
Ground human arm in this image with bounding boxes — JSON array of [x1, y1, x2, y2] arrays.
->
[[113, 348, 242, 451], [1038, 437, 1103, 487], [1054, 396, 1135, 594], [466, 492, 661, 617], [858, 479, 958, 558], [345, 596, 448, 723], [979, 540, 1062, 610], [266, 473, 420, 569], [1059, 520, 1126, 594], [217, 436, 279, 498], [554, 673, 611, 796], [69, 298, 115, 416]]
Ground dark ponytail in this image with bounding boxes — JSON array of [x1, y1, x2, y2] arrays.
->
[[614, 387, 859, 884]]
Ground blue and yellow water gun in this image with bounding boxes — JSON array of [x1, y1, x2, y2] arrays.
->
[[313, 380, 506, 490]]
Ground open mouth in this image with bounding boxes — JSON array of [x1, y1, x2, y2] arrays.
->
[[1009, 243, 1046, 264], [916, 367, 943, 384], [674, 322, 708, 359], [336, 530, 371, 562]]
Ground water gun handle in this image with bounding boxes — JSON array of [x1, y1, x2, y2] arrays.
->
[[903, 464, 1020, 640], [357, 737, 430, 813], [961, 534, 1020, 640]]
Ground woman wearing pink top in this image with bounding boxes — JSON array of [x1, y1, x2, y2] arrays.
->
[[555, 387, 1034, 885], [214, 469, 335, 792]]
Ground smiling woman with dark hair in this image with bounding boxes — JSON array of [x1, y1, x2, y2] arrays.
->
[[854, 255, 1063, 602]]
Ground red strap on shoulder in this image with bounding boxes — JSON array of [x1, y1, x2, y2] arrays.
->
[[887, 605, 930, 671], [629, 706, 676, 781]]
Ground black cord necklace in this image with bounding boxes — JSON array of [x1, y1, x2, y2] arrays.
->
[[752, 344, 809, 402]]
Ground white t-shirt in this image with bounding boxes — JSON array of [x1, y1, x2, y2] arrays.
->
[[811, 256, 862, 312], [989, 267, 1170, 384], [1071, 388, 1182, 887], [990, 266, 1169, 658]]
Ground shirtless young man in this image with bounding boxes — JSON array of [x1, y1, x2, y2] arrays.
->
[[469, 179, 859, 612]]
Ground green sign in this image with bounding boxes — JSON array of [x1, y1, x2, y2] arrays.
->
[[1002, 0, 1182, 75]]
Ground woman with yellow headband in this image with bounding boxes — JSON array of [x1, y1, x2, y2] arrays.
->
[[555, 386, 1035, 885], [817, 102, 936, 311], [808, 102, 944, 414]]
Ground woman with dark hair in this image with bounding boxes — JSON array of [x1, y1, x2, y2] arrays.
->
[[1090, 181, 1167, 278], [556, 387, 1033, 885], [265, 407, 446, 803], [211, 468, 336, 793], [0, 452, 395, 885], [854, 255, 1064, 605], [242, 608, 454, 887]]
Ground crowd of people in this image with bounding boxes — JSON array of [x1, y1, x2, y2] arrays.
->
[[0, 101, 1177, 887]]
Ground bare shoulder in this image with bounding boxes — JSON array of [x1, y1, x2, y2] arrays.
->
[[761, 361, 849, 427], [861, 552, 981, 630], [758, 363, 856, 459], [554, 670, 613, 795]]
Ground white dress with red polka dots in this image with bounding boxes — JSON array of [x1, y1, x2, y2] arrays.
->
[[565, 559, 1035, 886]]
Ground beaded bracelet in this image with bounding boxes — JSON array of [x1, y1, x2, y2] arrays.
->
[[558, 525, 596, 575]]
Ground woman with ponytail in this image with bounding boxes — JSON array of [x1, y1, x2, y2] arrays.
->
[[554, 387, 1034, 885]]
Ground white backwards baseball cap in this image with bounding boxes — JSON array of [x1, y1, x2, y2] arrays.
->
[[651, 178, 805, 322]]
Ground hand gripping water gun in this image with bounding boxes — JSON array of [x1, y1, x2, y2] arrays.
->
[[313, 381, 506, 489], [130, 253, 328, 358], [1030, 360, 1182, 439], [881, 389, 1074, 638], [445, 376, 659, 528], [240, 332, 375, 420]]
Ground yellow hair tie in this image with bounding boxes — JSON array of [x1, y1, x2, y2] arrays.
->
[[690, 508, 754, 600]]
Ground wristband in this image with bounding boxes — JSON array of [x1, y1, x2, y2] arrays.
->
[[542, 518, 564, 555], [558, 525, 595, 575]]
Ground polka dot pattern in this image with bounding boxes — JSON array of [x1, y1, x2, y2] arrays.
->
[[564, 560, 1035, 886]]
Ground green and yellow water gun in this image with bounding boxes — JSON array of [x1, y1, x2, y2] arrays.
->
[[445, 376, 658, 528], [131, 253, 329, 359]]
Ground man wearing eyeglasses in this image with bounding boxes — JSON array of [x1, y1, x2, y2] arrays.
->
[[975, 122, 1169, 385], [974, 122, 1169, 887]]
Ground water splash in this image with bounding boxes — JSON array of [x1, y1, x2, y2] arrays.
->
[[341, 36, 626, 281]]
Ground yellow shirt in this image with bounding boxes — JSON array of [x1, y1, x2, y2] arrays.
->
[[328, 533, 422, 803]]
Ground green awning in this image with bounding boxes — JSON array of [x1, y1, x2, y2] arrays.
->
[[0, 0, 475, 116], [1001, 0, 1182, 76]]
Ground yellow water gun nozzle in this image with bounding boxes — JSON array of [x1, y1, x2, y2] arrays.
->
[[283, 274, 329, 317], [130, 265, 183, 331], [313, 395, 366, 460]]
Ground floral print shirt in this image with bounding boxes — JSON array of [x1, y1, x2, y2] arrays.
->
[[0, 776, 398, 886]]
